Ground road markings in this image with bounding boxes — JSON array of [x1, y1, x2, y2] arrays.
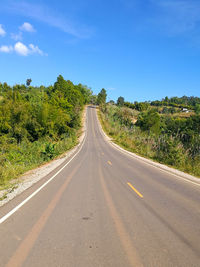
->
[[108, 161, 112, 165], [95, 109, 200, 188], [91, 110, 96, 137], [99, 166, 143, 267], [127, 182, 143, 198], [6, 161, 83, 267], [0, 110, 88, 225]]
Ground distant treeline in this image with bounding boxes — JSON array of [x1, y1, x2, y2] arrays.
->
[[99, 92, 200, 177], [111, 95, 200, 112], [151, 96, 200, 109], [0, 75, 93, 186]]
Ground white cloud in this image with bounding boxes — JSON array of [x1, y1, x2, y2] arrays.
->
[[11, 32, 23, 41], [0, 42, 46, 56], [0, 45, 13, 53], [0, 24, 6, 36], [14, 42, 29, 56], [29, 44, 46, 56], [14, 42, 46, 56], [19, 22, 35, 32]]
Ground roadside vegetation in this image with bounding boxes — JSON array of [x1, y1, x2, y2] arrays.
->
[[0, 75, 94, 188], [98, 93, 200, 177]]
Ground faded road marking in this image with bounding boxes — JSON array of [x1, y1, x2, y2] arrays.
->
[[127, 182, 143, 198], [6, 161, 83, 267], [99, 166, 143, 267]]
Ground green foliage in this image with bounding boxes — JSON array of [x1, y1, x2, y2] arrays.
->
[[124, 101, 135, 109], [161, 107, 176, 114], [0, 75, 93, 186], [117, 96, 124, 106], [194, 104, 200, 114], [90, 94, 98, 105], [134, 102, 150, 111], [108, 100, 115, 105], [151, 95, 200, 110], [113, 107, 134, 128], [136, 109, 161, 134], [41, 143, 56, 159], [155, 136, 186, 166], [100, 104, 200, 177], [26, 78, 32, 87], [97, 88, 107, 106]]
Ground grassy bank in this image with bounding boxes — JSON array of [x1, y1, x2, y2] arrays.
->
[[0, 105, 87, 190], [98, 105, 200, 178], [0, 134, 77, 190], [0, 75, 92, 189]]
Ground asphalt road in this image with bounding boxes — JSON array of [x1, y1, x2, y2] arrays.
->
[[0, 106, 200, 267]]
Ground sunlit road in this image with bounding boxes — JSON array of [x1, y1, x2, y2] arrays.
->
[[0, 106, 200, 266]]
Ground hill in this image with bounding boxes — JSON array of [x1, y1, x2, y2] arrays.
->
[[98, 94, 200, 177]]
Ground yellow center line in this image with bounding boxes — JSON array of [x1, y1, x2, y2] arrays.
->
[[107, 161, 112, 165], [99, 166, 143, 266], [127, 182, 143, 198]]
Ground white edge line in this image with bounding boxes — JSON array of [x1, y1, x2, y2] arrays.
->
[[0, 109, 88, 225], [95, 109, 200, 188]]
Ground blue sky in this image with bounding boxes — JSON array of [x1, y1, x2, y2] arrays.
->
[[0, 0, 200, 102]]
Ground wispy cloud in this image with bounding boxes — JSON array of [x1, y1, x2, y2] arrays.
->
[[0, 24, 6, 36], [19, 22, 35, 32], [11, 22, 35, 41], [150, 0, 200, 35], [0, 42, 46, 56], [11, 32, 23, 41], [0, 45, 13, 53], [5, 1, 93, 39], [29, 44, 46, 56]]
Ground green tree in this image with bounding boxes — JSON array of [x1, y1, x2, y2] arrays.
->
[[124, 101, 135, 109], [76, 84, 93, 104], [90, 95, 98, 105], [136, 109, 161, 134], [194, 104, 200, 114], [26, 79, 32, 87], [108, 100, 115, 105], [135, 102, 150, 111], [97, 88, 107, 105], [117, 96, 124, 106]]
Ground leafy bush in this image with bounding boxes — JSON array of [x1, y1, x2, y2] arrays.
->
[[0, 76, 92, 187], [41, 143, 56, 160], [99, 104, 200, 177]]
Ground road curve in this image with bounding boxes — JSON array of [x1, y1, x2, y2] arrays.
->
[[0, 106, 200, 267]]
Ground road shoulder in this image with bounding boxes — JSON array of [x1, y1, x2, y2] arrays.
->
[[96, 108, 200, 186]]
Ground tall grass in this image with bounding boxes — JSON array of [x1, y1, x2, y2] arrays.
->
[[0, 134, 77, 189], [99, 105, 200, 177]]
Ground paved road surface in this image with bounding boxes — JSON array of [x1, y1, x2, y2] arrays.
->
[[0, 106, 200, 267]]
